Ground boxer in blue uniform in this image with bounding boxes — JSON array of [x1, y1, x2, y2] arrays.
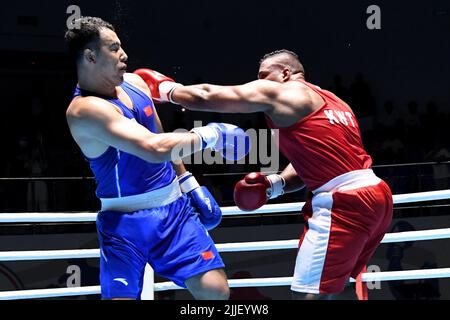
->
[[64, 17, 249, 300]]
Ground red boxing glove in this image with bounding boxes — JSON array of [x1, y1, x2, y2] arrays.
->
[[234, 172, 285, 211], [133, 68, 183, 103]]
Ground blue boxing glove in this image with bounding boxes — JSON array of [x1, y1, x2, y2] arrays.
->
[[190, 123, 251, 161], [178, 171, 222, 230]]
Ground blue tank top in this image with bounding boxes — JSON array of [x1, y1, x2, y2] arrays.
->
[[73, 81, 175, 198]]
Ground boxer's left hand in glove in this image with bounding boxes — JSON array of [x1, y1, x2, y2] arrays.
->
[[234, 172, 285, 211], [178, 171, 222, 230]]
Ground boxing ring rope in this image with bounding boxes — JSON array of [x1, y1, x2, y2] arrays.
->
[[1, 189, 450, 223], [154, 268, 450, 291], [3, 227, 450, 261], [3, 267, 450, 300], [1, 189, 450, 299]]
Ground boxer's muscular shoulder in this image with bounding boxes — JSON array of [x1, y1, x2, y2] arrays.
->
[[67, 96, 123, 133], [280, 81, 313, 102], [265, 81, 320, 126], [66, 97, 112, 154], [270, 81, 314, 110], [68, 96, 111, 118]]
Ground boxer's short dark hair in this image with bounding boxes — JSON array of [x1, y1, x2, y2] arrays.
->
[[259, 49, 299, 64], [64, 16, 115, 62], [259, 49, 305, 76]]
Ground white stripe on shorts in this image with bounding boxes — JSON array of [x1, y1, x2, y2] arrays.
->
[[291, 191, 333, 294]]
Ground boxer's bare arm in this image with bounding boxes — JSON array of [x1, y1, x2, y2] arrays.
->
[[279, 163, 305, 193], [66, 97, 201, 163], [171, 80, 314, 115]]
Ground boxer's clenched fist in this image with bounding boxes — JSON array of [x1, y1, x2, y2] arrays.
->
[[234, 172, 285, 211], [134, 68, 183, 103]]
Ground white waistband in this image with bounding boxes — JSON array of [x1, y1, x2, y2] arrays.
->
[[312, 169, 381, 194], [100, 178, 182, 212]]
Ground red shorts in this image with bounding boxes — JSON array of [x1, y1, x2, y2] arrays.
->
[[291, 170, 393, 295]]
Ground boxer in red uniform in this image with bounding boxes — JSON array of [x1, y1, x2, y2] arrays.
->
[[135, 49, 393, 299]]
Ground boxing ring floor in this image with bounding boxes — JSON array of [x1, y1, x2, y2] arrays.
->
[[0, 189, 450, 299]]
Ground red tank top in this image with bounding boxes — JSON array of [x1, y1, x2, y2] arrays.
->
[[265, 80, 373, 191]]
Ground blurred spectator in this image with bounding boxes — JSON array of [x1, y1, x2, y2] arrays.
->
[[25, 130, 49, 212], [329, 74, 350, 102], [380, 129, 405, 164], [426, 138, 450, 162], [31, 95, 44, 122], [422, 101, 447, 145], [403, 100, 423, 159], [404, 100, 421, 130], [377, 100, 401, 133], [426, 138, 450, 190], [386, 221, 415, 299], [416, 262, 441, 300], [349, 73, 376, 118], [386, 221, 441, 300]]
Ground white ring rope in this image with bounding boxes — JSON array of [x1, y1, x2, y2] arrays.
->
[[0, 249, 100, 261], [3, 268, 450, 299], [0, 188, 449, 300], [2, 228, 450, 261], [1, 189, 449, 223], [154, 268, 450, 291], [0, 286, 101, 300]]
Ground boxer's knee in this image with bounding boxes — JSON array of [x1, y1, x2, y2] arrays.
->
[[185, 268, 230, 300]]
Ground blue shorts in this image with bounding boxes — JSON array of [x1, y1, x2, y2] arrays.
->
[[96, 194, 225, 299]]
